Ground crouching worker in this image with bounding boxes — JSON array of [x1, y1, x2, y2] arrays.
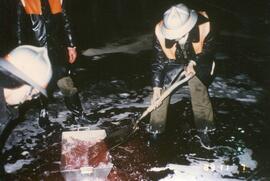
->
[[150, 3, 216, 148], [0, 45, 52, 143]]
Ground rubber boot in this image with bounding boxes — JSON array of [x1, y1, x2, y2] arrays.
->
[[38, 95, 50, 129], [57, 76, 95, 124], [64, 93, 94, 124], [64, 92, 83, 117]]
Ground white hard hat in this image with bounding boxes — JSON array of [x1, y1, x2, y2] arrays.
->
[[161, 3, 198, 40], [0, 45, 52, 96]]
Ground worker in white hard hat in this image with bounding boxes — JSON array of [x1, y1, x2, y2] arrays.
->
[[150, 3, 216, 148], [0, 45, 52, 140], [0, 45, 52, 176]]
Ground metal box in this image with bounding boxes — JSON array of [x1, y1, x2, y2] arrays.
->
[[61, 129, 113, 181]]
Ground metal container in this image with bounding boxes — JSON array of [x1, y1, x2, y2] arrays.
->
[[61, 129, 113, 181]]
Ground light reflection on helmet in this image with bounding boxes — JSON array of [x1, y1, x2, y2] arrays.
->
[[0, 45, 52, 96]]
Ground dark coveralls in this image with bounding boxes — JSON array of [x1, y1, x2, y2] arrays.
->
[[0, 69, 23, 176], [0, 68, 24, 138], [0, 89, 18, 138], [16, 0, 76, 95], [16, 0, 86, 119], [151, 12, 216, 133]]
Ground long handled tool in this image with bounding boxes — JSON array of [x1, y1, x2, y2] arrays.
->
[[132, 72, 188, 130], [58, 72, 194, 179], [108, 72, 194, 150]]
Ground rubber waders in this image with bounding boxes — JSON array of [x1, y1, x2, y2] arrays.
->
[[149, 91, 170, 134]]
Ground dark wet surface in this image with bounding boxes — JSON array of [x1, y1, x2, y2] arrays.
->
[[1, 0, 270, 180], [2, 45, 270, 180]]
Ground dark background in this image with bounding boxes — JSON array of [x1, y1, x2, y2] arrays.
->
[[1, 0, 269, 54], [1, 1, 270, 179], [1, 0, 269, 92]]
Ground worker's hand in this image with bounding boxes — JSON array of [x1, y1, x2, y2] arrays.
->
[[185, 60, 196, 77], [151, 87, 162, 109], [67, 47, 77, 64]]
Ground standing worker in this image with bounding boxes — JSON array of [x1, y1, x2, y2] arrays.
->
[[16, 0, 90, 123], [150, 3, 216, 147]]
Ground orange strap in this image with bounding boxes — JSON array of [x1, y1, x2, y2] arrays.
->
[[192, 11, 210, 54], [22, 0, 41, 14], [21, 0, 62, 15], [48, 0, 62, 14]]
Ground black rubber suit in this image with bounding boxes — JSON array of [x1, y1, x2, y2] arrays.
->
[[16, 0, 88, 121], [0, 68, 24, 176], [16, 0, 75, 88], [0, 68, 23, 137]]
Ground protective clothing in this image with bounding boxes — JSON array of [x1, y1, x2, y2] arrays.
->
[[0, 88, 18, 136], [64, 93, 83, 117], [16, 0, 75, 50], [56, 73, 93, 123], [150, 6, 216, 139], [64, 93, 93, 124], [16, 0, 76, 82], [152, 12, 215, 87], [149, 89, 170, 134], [16, 0, 90, 122]]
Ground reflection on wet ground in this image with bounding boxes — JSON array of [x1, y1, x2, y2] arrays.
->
[[1, 0, 270, 179], [2, 46, 270, 180]]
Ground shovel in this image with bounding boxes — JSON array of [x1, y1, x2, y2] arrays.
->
[[59, 72, 193, 180], [62, 71, 192, 158], [107, 72, 194, 150]]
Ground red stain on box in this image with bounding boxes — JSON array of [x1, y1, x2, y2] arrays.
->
[[60, 130, 113, 180]]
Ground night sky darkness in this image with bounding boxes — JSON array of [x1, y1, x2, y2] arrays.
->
[[0, 0, 269, 52], [0, 0, 270, 180]]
